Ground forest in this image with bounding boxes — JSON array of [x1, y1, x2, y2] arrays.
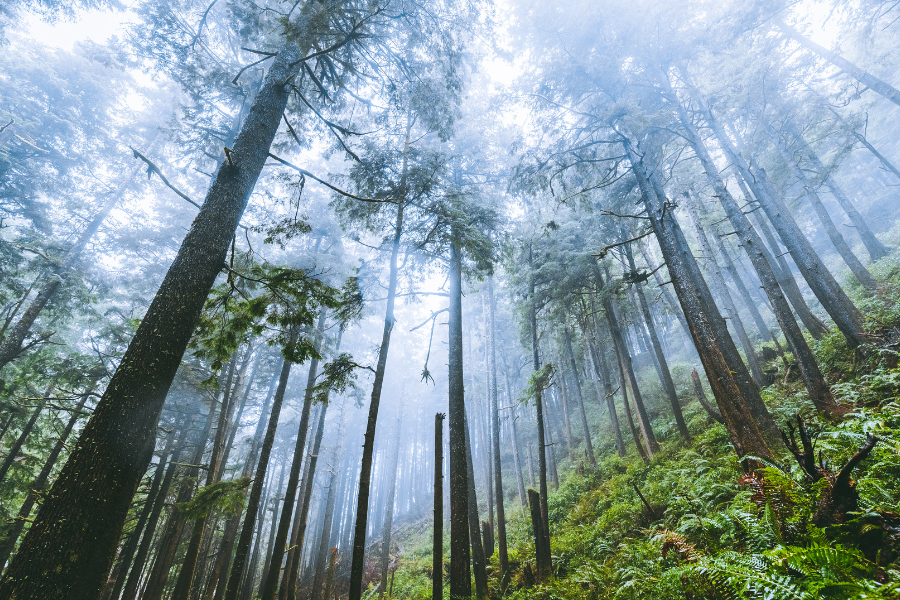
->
[[0, 0, 899, 597]]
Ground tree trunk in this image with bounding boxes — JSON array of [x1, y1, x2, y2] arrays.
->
[[776, 20, 900, 107], [614, 342, 649, 462], [526, 489, 547, 584], [0, 41, 307, 600], [0, 393, 48, 484], [257, 453, 289, 600], [484, 275, 509, 580], [347, 122, 411, 600], [556, 368, 574, 453], [585, 307, 626, 457], [682, 192, 765, 385], [463, 409, 488, 599], [787, 122, 890, 261], [432, 413, 444, 600], [222, 343, 297, 600], [667, 77, 841, 417], [562, 329, 597, 465], [141, 403, 217, 600], [528, 248, 552, 581], [599, 277, 659, 455], [0, 392, 91, 571], [448, 235, 472, 600], [377, 412, 402, 600], [623, 138, 775, 461], [852, 130, 900, 182], [624, 246, 691, 439], [768, 125, 877, 290], [694, 89, 866, 347], [323, 548, 338, 600], [172, 353, 241, 600], [691, 369, 723, 424]]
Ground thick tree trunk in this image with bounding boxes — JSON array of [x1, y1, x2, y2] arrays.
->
[[624, 246, 691, 439], [776, 20, 900, 107], [623, 138, 775, 461], [0, 42, 306, 600], [222, 344, 297, 600], [323, 548, 338, 600], [0, 392, 91, 571], [485, 276, 509, 578], [448, 236, 472, 600], [527, 248, 552, 581], [527, 489, 547, 584], [432, 413, 444, 600], [377, 412, 402, 600], [347, 124, 411, 600], [562, 329, 597, 465], [0, 393, 48, 483], [463, 410, 488, 599]]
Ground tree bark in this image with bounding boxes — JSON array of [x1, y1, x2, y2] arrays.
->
[[623, 137, 775, 461], [432, 413, 444, 600], [222, 345, 296, 600], [463, 409, 488, 599], [347, 122, 411, 600], [562, 328, 597, 464], [624, 245, 691, 439], [527, 247, 552, 581], [0, 41, 307, 600], [776, 20, 900, 108], [448, 235, 472, 600], [527, 489, 547, 584], [485, 276, 509, 578], [767, 124, 877, 290], [377, 412, 401, 599]]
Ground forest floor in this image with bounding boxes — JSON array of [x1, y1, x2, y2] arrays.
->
[[377, 254, 900, 599]]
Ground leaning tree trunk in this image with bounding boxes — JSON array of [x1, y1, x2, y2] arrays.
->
[[623, 137, 775, 461], [527, 247, 552, 581], [448, 234, 472, 599], [261, 315, 326, 600], [624, 245, 691, 439], [775, 20, 900, 108], [432, 413, 444, 600], [665, 77, 841, 417], [0, 392, 92, 571], [347, 123, 411, 600], [0, 135, 159, 370], [586, 305, 626, 457], [378, 412, 402, 600], [222, 342, 297, 600], [0, 391, 49, 484], [562, 328, 598, 464], [613, 337, 649, 462], [0, 40, 308, 600], [786, 121, 890, 262], [681, 193, 764, 385], [767, 124, 877, 291], [687, 83, 866, 347]]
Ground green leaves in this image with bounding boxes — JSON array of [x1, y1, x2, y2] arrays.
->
[[520, 363, 555, 405], [176, 477, 252, 521]]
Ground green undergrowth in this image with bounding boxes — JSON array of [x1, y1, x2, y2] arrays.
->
[[381, 254, 900, 599]]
